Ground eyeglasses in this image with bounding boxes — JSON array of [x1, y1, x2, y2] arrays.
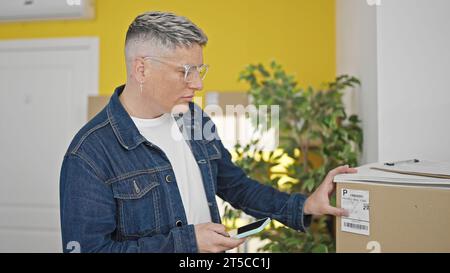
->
[[142, 56, 209, 83]]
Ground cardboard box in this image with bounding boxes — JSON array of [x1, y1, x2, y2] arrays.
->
[[335, 181, 450, 253], [88, 95, 109, 120]]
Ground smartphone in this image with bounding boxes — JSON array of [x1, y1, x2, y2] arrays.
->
[[228, 217, 271, 239]]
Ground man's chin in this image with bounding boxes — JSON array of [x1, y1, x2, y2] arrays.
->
[[171, 103, 190, 115]]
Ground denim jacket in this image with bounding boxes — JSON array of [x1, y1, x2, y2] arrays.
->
[[59, 85, 311, 253]]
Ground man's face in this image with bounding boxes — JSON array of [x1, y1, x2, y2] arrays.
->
[[143, 44, 204, 114]]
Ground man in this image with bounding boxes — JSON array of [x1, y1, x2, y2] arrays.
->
[[60, 11, 356, 253]]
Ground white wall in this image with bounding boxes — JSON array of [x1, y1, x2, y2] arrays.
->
[[336, 0, 379, 164], [377, 0, 450, 162], [337, 0, 450, 163]]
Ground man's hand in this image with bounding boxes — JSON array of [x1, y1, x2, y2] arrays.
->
[[194, 223, 246, 253], [303, 165, 357, 217]]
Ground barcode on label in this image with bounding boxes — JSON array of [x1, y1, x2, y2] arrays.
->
[[344, 222, 368, 230]]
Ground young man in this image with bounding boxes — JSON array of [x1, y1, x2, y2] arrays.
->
[[60, 11, 356, 253]]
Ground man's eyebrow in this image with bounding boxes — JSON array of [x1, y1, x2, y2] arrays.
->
[[180, 61, 203, 64], [181, 63, 205, 68]]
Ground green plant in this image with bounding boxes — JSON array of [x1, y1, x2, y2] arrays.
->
[[223, 61, 362, 253]]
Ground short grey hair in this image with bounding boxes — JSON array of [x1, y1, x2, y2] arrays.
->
[[125, 11, 208, 64]]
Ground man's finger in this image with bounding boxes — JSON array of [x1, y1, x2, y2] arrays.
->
[[327, 165, 357, 180], [218, 236, 246, 249], [324, 206, 349, 217], [207, 223, 229, 237], [326, 166, 344, 180]]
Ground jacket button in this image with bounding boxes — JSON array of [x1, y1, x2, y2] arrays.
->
[[176, 220, 183, 227], [165, 175, 172, 183]]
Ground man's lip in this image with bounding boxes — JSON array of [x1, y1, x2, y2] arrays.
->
[[181, 95, 194, 99]]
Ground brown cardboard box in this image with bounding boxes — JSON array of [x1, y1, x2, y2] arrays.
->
[[88, 95, 109, 120], [335, 181, 450, 253]]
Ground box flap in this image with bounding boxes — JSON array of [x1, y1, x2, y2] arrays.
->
[[334, 162, 450, 187]]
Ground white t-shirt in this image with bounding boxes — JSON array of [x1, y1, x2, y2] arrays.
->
[[130, 113, 212, 225]]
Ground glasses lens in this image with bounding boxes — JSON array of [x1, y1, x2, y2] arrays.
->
[[199, 65, 208, 80], [185, 65, 208, 82]]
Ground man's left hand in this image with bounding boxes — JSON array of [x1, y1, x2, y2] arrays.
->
[[303, 165, 357, 217]]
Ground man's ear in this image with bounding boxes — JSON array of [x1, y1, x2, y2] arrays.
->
[[133, 58, 148, 83]]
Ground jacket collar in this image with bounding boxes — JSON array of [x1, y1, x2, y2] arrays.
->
[[107, 84, 205, 150], [107, 85, 146, 150]]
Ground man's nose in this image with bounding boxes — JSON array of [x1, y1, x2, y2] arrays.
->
[[188, 73, 203, 91]]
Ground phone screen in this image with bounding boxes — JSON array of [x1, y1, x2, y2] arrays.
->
[[237, 218, 268, 234]]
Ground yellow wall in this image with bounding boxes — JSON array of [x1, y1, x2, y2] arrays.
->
[[0, 0, 335, 96]]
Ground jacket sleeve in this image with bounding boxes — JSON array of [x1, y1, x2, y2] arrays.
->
[[214, 138, 312, 232], [59, 154, 198, 253]]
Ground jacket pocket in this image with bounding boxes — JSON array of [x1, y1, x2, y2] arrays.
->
[[111, 173, 161, 237], [203, 140, 222, 160], [202, 140, 222, 193]]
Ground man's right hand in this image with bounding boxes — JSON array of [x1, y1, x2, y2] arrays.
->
[[194, 223, 246, 253]]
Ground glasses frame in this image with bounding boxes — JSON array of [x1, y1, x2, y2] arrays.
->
[[142, 56, 209, 83]]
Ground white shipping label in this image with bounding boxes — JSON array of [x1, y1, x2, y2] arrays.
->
[[341, 189, 370, 236]]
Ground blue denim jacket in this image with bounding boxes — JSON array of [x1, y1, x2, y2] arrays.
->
[[60, 85, 311, 253]]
